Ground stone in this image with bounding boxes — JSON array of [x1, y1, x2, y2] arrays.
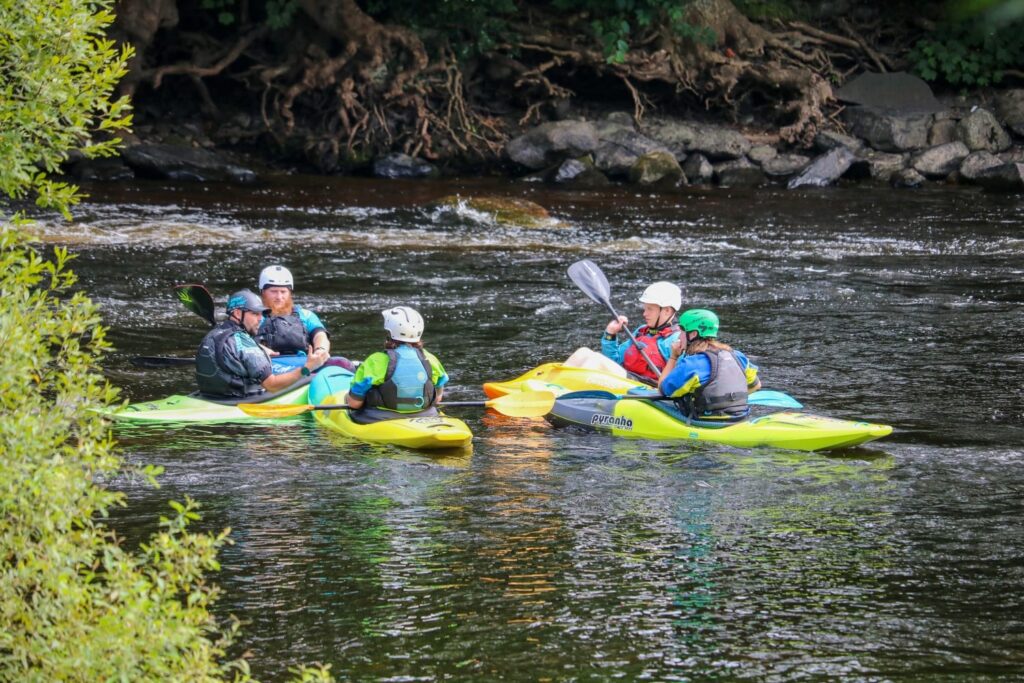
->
[[372, 153, 437, 179], [593, 128, 672, 177], [973, 162, 1024, 192], [814, 130, 865, 153], [890, 168, 926, 188], [910, 142, 970, 178], [682, 153, 714, 184], [958, 151, 1003, 182], [551, 158, 611, 188], [641, 117, 751, 160], [69, 158, 135, 182], [957, 108, 1012, 152], [121, 143, 257, 183], [714, 158, 765, 187], [748, 145, 778, 164], [928, 118, 958, 146], [843, 106, 931, 152], [505, 120, 599, 169], [434, 195, 553, 227], [787, 147, 855, 188], [628, 151, 685, 187], [994, 89, 1024, 137], [762, 153, 811, 177]]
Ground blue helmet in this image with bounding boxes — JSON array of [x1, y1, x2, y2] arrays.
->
[[226, 289, 267, 314]]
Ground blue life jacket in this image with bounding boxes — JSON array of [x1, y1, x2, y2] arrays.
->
[[364, 345, 437, 413]]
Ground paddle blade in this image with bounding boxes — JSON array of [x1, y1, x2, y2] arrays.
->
[[488, 390, 556, 418], [568, 259, 613, 308], [236, 403, 317, 418], [749, 390, 803, 409], [175, 283, 216, 326]]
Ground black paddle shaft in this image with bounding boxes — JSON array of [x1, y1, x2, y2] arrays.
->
[[567, 259, 663, 377]]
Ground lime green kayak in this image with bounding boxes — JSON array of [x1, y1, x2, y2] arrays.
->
[[547, 390, 892, 451], [106, 374, 317, 424]]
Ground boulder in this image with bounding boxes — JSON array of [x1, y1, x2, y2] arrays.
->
[[505, 121, 599, 170], [641, 117, 751, 161], [787, 147, 855, 188], [958, 151, 1004, 182], [843, 107, 931, 152], [814, 130, 865, 154], [682, 153, 714, 184], [593, 128, 671, 177], [121, 143, 257, 183], [973, 162, 1024, 192], [69, 158, 135, 182], [834, 71, 944, 114], [910, 142, 970, 178], [994, 90, 1024, 137], [957, 108, 1012, 153], [372, 153, 437, 179], [762, 153, 811, 177], [748, 145, 778, 164], [714, 158, 765, 187], [928, 117, 959, 146], [551, 158, 611, 188], [853, 150, 907, 182], [628, 151, 685, 187], [434, 195, 553, 228]]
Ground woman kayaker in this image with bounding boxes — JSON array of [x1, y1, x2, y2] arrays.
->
[[658, 308, 761, 421], [565, 280, 683, 386], [257, 265, 331, 357], [345, 306, 448, 419], [196, 290, 327, 398]]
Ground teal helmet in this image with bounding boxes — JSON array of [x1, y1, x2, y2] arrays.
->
[[226, 289, 267, 314], [679, 308, 719, 338]]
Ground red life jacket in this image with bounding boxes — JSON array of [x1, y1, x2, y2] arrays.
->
[[622, 324, 679, 381]]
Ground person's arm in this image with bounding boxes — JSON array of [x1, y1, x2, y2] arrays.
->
[[311, 329, 330, 355], [426, 351, 449, 407], [658, 338, 685, 390], [298, 306, 330, 355], [262, 350, 322, 392], [600, 316, 628, 360], [345, 353, 383, 408], [736, 351, 762, 393]]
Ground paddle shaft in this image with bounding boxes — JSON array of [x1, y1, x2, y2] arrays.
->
[[601, 300, 663, 378], [308, 400, 491, 412]]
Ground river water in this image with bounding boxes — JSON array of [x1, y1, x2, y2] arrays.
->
[[33, 177, 1024, 680]]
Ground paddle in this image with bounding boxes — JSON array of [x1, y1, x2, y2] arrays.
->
[[174, 283, 216, 326], [568, 259, 662, 377], [556, 388, 803, 409], [237, 390, 557, 419], [130, 356, 196, 368]]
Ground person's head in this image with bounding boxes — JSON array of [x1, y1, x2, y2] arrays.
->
[[679, 308, 731, 353], [638, 281, 682, 329], [259, 265, 294, 314], [382, 306, 424, 349], [226, 289, 269, 335]]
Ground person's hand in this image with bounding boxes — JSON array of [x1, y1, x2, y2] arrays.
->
[[605, 315, 628, 335], [306, 345, 328, 371], [669, 339, 685, 359], [260, 343, 280, 357]]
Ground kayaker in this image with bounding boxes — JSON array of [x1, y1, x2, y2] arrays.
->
[[565, 280, 683, 385], [196, 289, 327, 398], [658, 308, 761, 421], [257, 265, 331, 358], [345, 306, 448, 418]]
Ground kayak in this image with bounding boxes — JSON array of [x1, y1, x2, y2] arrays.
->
[[483, 362, 646, 398], [107, 366, 354, 424], [308, 365, 473, 450], [547, 390, 892, 451]]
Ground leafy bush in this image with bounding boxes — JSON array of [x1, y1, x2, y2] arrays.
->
[[910, 18, 1024, 86]]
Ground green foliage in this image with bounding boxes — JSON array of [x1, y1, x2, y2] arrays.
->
[[0, 0, 132, 219], [909, 17, 1024, 86], [365, 0, 519, 59], [734, 0, 808, 20]]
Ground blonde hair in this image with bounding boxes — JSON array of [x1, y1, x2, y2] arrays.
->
[[686, 338, 733, 355]]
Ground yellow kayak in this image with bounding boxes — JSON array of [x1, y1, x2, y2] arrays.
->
[[483, 362, 645, 398], [547, 389, 892, 451], [308, 367, 472, 450]]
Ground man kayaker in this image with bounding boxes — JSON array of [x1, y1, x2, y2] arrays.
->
[[346, 306, 448, 418], [196, 289, 327, 398], [565, 280, 683, 385], [257, 265, 331, 358], [658, 308, 761, 421]]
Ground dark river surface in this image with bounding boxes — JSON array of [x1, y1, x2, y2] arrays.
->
[[34, 176, 1024, 680]]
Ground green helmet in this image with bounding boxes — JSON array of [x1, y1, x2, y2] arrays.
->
[[679, 308, 719, 338]]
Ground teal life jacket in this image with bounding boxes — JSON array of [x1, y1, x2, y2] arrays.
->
[[364, 345, 437, 413]]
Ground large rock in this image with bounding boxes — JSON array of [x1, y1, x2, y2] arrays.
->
[[787, 147, 855, 188], [748, 145, 777, 164], [372, 153, 437, 179], [857, 151, 907, 182], [910, 142, 969, 178], [928, 116, 959, 146], [958, 151, 1004, 182], [994, 90, 1024, 137], [762, 153, 811, 177], [835, 71, 944, 114], [69, 157, 135, 182], [628, 151, 685, 187], [434, 195, 554, 228], [714, 158, 765, 187], [973, 162, 1024, 192], [505, 121, 599, 170], [890, 168, 926, 188], [593, 128, 671, 177], [121, 143, 257, 183], [957, 108, 1012, 153], [843, 107, 931, 152], [641, 117, 751, 161], [551, 158, 611, 188], [814, 130, 865, 154]]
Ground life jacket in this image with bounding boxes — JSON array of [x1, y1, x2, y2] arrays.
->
[[257, 312, 308, 355], [195, 320, 271, 398], [622, 323, 679, 381], [363, 345, 437, 413], [676, 349, 749, 420]]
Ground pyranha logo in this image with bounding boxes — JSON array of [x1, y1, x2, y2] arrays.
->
[[590, 414, 633, 430]]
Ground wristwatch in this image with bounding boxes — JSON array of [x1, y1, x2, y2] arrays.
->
[[301, 366, 311, 376]]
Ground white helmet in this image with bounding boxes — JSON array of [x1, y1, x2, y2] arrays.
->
[[639, 281, 682, 311], [383, 306, 425, 343], [259, 265, 293, 291]]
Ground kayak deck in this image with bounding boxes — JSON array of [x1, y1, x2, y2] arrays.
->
[[483, 362, 645, 399], [548, 393, 892, 451]]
